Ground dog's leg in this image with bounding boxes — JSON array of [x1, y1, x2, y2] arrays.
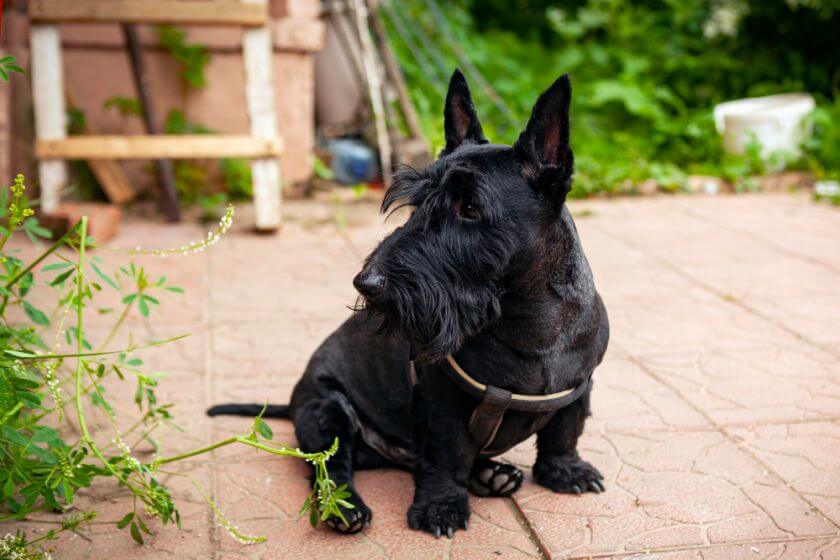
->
[[469, 458, 524, 497], [406, 385, 474, 538], [532, 388, 605, 494], [294, 392, 372, 534]]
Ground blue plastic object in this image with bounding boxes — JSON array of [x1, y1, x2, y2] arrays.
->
[[328, 139, 379, 184]]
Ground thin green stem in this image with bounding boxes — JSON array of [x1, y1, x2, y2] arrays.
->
[[97, 300, 134, 352], [153, 436, 327, 467], [8, 333, 190, 360], [72, 217, 139, 493]]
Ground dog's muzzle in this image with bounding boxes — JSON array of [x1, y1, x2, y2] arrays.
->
[[353, 268, 386, 300]]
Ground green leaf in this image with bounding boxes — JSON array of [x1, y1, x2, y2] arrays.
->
[[61, 479, 75, 502], [255, 419, 273, 440], [5, 349, 36, 358], [23, 301, 50, 326], [50, 268, 75, 286], [117, 511, 134, 529], [299, 496, 312, 517], [165, 286, 184, 293], [123, 294, 137, 304], [138, 297, 149, 317], [309, 503, 318, 528], [2, 425, 29, 446], [130, 521, 144, 544], [91, 262, 119, 290], [3, 477, 13, 499], [43, 262, 73, 271], [137, 515, 151, 534], [23, 217, 53, 240]]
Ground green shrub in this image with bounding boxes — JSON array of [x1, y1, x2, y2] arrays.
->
[[0, 177, 345, 557], [383, 0, 839, 195]]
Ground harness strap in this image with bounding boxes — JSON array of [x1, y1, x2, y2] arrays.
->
[[468, 385, 512, 450], [407, 351, 592, 452], [444, 354, 590, 413]]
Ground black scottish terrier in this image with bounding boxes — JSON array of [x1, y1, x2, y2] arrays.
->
[[209, 70, 609, 538]]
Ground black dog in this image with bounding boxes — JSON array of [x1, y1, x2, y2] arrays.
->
[[209, 70, 609, 538]]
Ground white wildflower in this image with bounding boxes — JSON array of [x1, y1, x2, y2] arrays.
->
[[127, 205, 235, 257]]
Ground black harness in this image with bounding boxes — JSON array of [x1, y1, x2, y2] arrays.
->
[[409, 353, 592, 452]]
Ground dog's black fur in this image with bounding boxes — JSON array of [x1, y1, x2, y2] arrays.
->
[[208, 70, 609, 538]]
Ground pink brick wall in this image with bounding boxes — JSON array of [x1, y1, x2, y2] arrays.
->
[[3, 0, 324, 197]]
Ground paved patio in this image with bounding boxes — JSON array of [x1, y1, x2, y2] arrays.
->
[[6, 193, 840, 559]]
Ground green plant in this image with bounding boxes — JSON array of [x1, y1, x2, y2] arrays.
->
[[0, 177, 346, 557], [0, 56, 24, 82], [102, 96, 143, 120], [383, 0, 839, 195], [157, 25, 210, 89]]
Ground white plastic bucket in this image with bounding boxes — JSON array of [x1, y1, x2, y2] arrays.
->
[[713, 93, 815, 160]]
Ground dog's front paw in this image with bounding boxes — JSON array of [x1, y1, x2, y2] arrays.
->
[[324, 493, 372, 534], [407, 493, 470, 538], [533, 452, 605, 494]]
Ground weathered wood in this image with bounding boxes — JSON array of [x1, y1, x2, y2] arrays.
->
[[122, 24, 181, 221], [349, 0, 392, 183], [86, 160, 136, 204], [30, 25, 67, 213], [29, 0, 268, 26], [36, 135, 284, 159], [369, 7, 428, 147], [65, 91, 136, 205], [243, 0, 282, 231]]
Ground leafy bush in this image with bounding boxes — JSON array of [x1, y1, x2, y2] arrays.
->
[[382, 0, 839, 195], [0, 177, 345, 557]]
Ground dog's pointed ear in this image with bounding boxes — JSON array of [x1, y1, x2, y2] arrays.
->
[[441, 69, 487, 156], [513, 74, 574, 208]]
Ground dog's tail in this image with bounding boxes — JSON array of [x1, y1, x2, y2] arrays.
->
[[206, 403, 291, 419]]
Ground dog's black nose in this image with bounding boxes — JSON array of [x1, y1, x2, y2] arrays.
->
[[353, 269, 386, 299]]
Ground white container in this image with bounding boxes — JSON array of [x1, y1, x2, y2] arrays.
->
[[713, 93, 815, 160]]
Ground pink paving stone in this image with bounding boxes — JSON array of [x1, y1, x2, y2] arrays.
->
[[514, 430, 836, 559], [727, 422, 840, 527], [4, 194, 840, 560], [635, 344, 840, 426]]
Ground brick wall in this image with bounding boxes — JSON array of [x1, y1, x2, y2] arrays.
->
[[3, 0, 324, 197]]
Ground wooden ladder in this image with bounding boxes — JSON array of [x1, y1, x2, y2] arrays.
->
[[28, 0, 285, 231]]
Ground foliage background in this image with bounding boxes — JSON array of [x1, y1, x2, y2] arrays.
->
[[382, 0, 840, 196]]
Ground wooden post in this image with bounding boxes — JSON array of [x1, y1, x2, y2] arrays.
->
[[242, 0, 282, 231], [349, 0, 392, 184], [122, 24, 181, 222], [30, 25, 67, 213]]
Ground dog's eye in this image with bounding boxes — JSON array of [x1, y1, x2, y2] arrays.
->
[[458, 203, 480, 221]]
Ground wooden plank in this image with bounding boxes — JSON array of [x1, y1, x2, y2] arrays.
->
[[29, 0, 268, 27], [243, 0, 282, 231], [350, 0, 392, 183], [87, 160, 136, 204], [66, 92, 136, 205], [36, 135, 284, 159], [122, 24, 180, 221], [30, 25, 68, 213]]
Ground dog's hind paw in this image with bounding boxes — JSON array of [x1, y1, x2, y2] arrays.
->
[[325, 499, 372, 534], [533, 452, 605, 494], [407, 494, 470, 538], [469, 460, 524, 497]]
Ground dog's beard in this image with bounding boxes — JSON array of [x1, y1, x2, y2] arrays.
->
[[355, 274, 501, 363]]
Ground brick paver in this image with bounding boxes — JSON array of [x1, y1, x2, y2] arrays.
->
[[4, 194, 839, 559]]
